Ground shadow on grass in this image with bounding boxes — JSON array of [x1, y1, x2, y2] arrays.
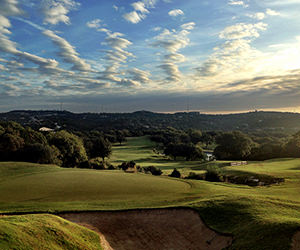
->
[[194, 198, 300, 250]]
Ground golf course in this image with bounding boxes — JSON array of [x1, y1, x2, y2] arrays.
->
[[1, 136, 300, 249]]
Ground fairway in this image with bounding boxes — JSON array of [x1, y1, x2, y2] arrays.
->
[[110, 136, 208, 175], [2, 139, 300, 249], [0, 162, 191, 212]]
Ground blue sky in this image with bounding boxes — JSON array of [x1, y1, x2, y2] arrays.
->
[[0, 0, 300, 113]]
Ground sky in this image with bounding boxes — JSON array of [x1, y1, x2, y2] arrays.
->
[[0, 0, 300, 113]]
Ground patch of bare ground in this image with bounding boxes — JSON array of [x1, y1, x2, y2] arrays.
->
[[60, 208, 232, 250], [292, 231, 300, 250]]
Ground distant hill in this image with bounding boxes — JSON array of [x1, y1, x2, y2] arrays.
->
[[0, 110, 300, 134]]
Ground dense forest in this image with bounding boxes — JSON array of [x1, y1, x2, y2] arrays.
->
[[1, 119, 299, 168], [0, 110, 300, 135]]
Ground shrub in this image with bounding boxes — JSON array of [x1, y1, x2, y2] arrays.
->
[[205, 168, 222, 182], [169, 168, 181, 178], [90, 161, 106, 170], [118, 161, 136, 171], [143, 166, 162, 176]]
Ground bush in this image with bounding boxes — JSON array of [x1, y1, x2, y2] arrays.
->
[[143, 166, 162, 176], [169, 168, 181, 178], [118, 161, 136, 171], [90, 161, 106, 170], [106, 162, 116, 170], [205, 168, 222, 182]]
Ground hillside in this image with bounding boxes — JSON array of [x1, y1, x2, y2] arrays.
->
[[0, 214, 102, 250], [1, 156, 300, 248], [1, 110, 300, 133]]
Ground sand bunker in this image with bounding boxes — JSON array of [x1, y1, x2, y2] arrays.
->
[[60, 208, 232, 250]]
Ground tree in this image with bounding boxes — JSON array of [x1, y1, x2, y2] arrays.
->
[[88, 137, 112, 162], [249, 143, 284, 160], [164, 143, 204, 161], [214, 131, 254, 160], [200, 132, 214, 148], [116, 130, 126, 145], [48, 130, 87, 168], [0, 125, 4, 136], [20, 143, 61, 164], [284, 132, 300, 157], [21, 127, 47, 145], [188, 129, 202, 145], [0, 133, 24, 152]]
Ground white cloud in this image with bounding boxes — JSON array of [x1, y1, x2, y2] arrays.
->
[[123, 11, 145, 24], [43, 29, 91, 71], [86, 19, 102, 29], [247, 9, 281, 20], [195, 20, 271, 81], [0, 0, 23, 16], [168, 9, 184, 17], [127, 68, 150, 83], [0, 6, 65, 76], [219, 22, 267, 40], [152, 23, 195, 82], [228, 0, 249, 8], [41, 0, 80, 25], [246, 12, 265, 20], [266, 8, 281, 16], [123, 0, 170, 24], [132, 2, 149, 13], [180, 22, 195, 30]]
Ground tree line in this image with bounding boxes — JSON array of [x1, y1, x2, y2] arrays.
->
[[0, 121, 131, 168], [148, 127, 300, 161]]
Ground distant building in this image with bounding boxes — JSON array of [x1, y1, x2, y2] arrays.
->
[[39, 127, 54, 132], [204, 151, 215, 161]]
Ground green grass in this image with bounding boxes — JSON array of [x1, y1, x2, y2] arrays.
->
[[0, 214, 102, 250], [110, 136, 212, 175], [1, 137, 300, 249], [0, 162, 191, 213]]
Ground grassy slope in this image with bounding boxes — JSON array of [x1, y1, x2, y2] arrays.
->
[[1, 137, 300, 249], [0, 162, 191, 212], [0, 214, 102, 250], [111, 137, 300, 249], [110, 136, 210, 175]]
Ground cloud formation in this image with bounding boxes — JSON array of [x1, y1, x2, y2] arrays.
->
[[41, 0, 80, 25], [152, 22, 195, 83], [0, 0, 299, 113], [0, 0, 23, 16], [246, 9, 281, 20], [86, 19, 102, 29], [87, 20, 149, 87], [123, 0, 167, 24], [168, 9, 184, 17], [0, 0, 66, 77], [219, 22, 267, 40], [228, 0, 249, 8], [196, 22, 268, 79], [43, 29, 91, 71]]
